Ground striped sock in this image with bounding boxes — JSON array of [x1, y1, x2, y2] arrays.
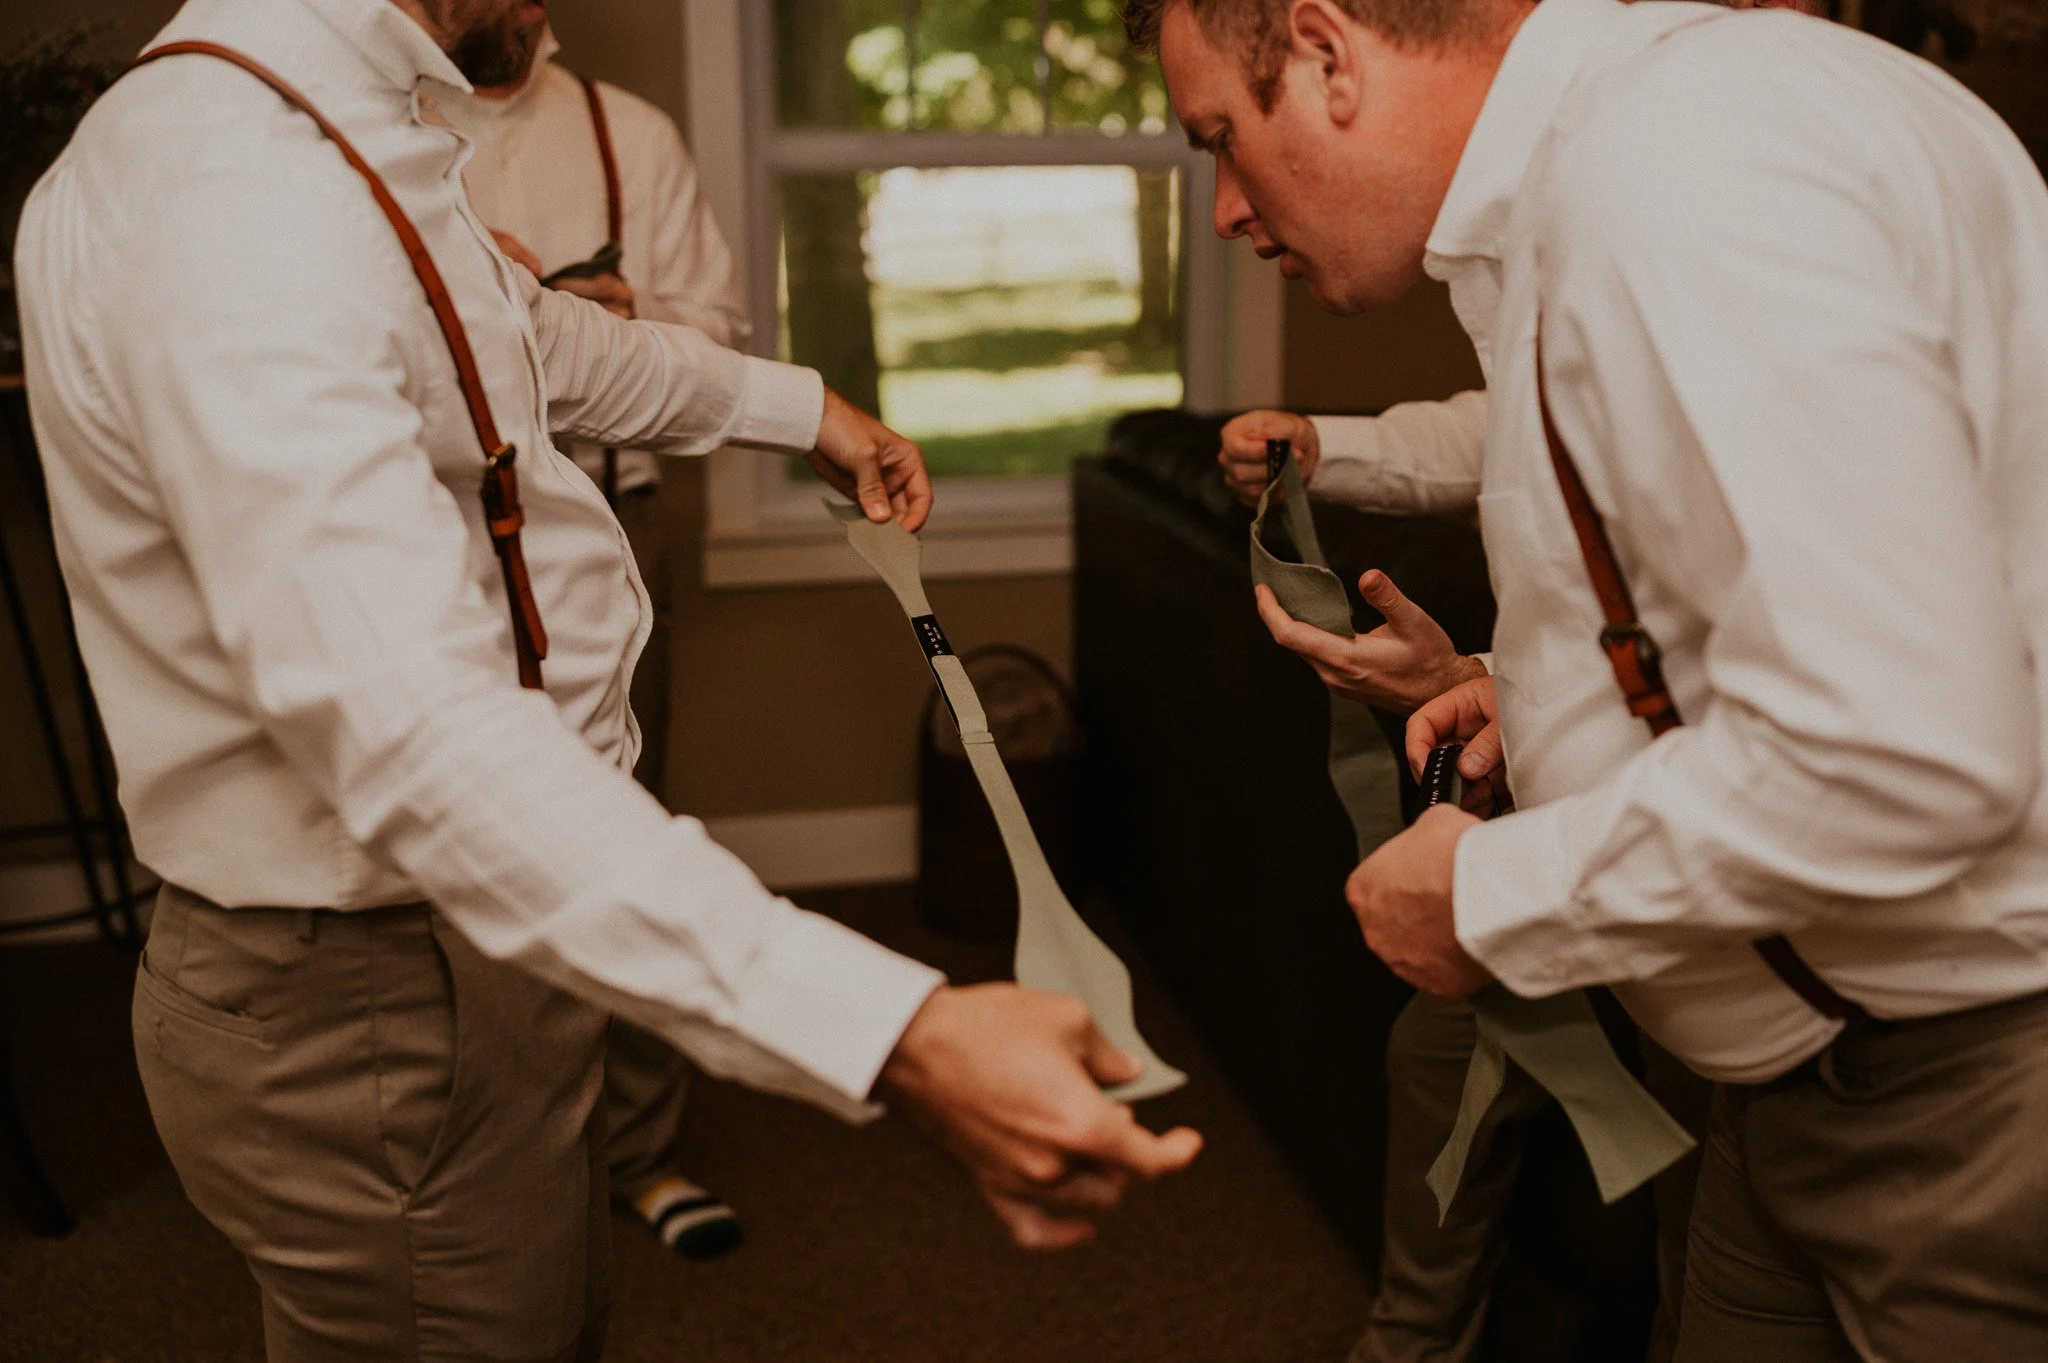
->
[[632, 1176, 742, 1260]]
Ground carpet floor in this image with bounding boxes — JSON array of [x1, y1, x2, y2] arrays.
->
[[0, 884, 1373, 1362]]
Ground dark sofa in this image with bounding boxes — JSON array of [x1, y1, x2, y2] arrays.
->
[[1074, 409, 1660, 1362]]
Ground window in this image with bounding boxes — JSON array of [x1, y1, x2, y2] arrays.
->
[[687, 0, 1274, 586]]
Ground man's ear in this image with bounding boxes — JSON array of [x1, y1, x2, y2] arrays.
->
[[1288, 0, 1364, 127]]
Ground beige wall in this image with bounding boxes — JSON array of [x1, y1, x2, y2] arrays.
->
[[1282, 275, 1482, 415]]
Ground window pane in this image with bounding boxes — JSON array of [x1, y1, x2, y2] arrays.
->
[[912, 0, 1043, 133], [777, 166, 1184, 480], [774, 0, 905, 129], [1047, 0, 1171, 134]]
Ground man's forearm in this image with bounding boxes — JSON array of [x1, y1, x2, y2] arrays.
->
[[1310, 389, 1489, 513], [529, 274, 821, 455]]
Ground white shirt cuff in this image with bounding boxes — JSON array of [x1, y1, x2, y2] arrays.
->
[[1453, 805, 1611, 997], [731, 903, 945, 1109], [730, 357, 826, 453]]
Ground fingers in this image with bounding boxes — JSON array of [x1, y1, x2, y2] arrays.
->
[[490, 230, 543, 276], [1254, 585, 1351, 668], [882, 435, 933, 532], [985, 1190, 1098, 1251], [1079, 1025, 1143, 1089], [1405, 676, 1498, 777], [1094, 1122, 1205, 1181], [550, 273, 635, 319], [1357, 570, 1430, 636], [813, 390, 933, 529], [1456, 720, 1503, 782], [1218, 410, 1312, 506]]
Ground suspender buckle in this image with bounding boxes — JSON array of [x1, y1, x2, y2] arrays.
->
[[1598, 622, 1677, 728], [480, 444, 525, 541]]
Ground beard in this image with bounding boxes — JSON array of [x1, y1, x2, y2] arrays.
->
[[444, 1, 543, 88]]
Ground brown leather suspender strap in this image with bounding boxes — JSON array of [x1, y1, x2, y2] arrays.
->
[[1534, 328, 1869, 1025], [580, 76, 625, 506], [581, 77, 624, 247], [131, 41, 549, 690]]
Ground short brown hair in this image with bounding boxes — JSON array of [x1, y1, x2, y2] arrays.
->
[[1124, 0, 1511, 108]]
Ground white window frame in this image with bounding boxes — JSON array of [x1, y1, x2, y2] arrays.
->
[[682, 0, 1281, 588]]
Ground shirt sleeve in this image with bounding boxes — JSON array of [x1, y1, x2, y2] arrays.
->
[[104, 159, 938, 1121], [632, 110, 752, 350], [523, 272, 822, 455], [1307, 389, 1489, 513], [1453, 73, 2039, 995]]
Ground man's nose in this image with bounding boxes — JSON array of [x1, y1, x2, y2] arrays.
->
[[1212, 161, 1254, 241]]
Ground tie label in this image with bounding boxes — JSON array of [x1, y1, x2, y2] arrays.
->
[[910, 614, 953, 659]]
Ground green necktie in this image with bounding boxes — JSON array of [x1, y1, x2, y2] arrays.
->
[[1249, 452, 1693, 1218], [835, 506, 1186, 1103]]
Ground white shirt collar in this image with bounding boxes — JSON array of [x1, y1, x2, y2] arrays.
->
[[297, 0, 472, 94], [1425, 0, 1626, 269], [155, 0, 476, 99]]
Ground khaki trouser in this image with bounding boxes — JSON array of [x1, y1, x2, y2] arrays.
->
[[134, 885, 610, 1363], [1354, 993, 1709, 1363], [1675, 989, 2048, 1363]]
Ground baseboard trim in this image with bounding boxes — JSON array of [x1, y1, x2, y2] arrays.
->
[[702, 804, 917, 892]]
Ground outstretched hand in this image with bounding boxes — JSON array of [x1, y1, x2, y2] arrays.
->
[[810, 388, 934, 532], [1256, 569, 1486, 714], [879, 984, 1203, 1250]]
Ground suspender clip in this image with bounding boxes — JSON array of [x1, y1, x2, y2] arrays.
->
[[1598, 622, 1677, 729]]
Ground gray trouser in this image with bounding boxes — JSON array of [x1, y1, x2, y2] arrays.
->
[[1675, 989, 2048, 1363], [1355, 993, 1708, 1363], [135, 885, 610, 1363], [604, 482, 694, 1205]]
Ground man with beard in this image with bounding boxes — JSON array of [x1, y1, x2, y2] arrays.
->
[[434, 14, 752, 1261], [1133, 0, 2048, 1357], [14, 0, 1202, 1357]]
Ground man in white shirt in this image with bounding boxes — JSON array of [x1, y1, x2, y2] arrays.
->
[[1136, 0, 2048, 1356], [434, 26, 751, 1260], [14, 0, 1201, 1354]]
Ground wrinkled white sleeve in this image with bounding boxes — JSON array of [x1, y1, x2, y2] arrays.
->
[[106, 163, 937, 1122], [634, 114, 751, 350], [1454, 83, 2038, 995], [522, 268, 820, 456], [1308, 389, 1489, 514]]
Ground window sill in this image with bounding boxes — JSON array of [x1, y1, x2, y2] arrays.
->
[[703, 448, 1071, 588], [703, 516, 1070, 589]]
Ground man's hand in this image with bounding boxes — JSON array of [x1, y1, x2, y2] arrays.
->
[[1220, 409, 1320, 506], [1256, 569, 1486, 713], [550, 271, 635, 320], [490, 229, 635, 318], [809, 387, 934, 532], [878, 984, 1203, 1250], [1347, 806, 1493, 1002], [491, 228, 545, 276], [1407, 674, 1508, 814]]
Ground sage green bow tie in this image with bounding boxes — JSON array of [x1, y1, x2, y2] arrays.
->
[[1249, 455, 1692, 1218], [835, 505, 1185, 1103]]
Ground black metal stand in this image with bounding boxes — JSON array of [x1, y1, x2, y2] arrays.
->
[[0, 381, 142, 947], [0, 377, 147, 1238]]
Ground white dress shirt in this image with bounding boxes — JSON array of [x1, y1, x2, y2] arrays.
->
[[14, 0, 942, 1121], [1325, 0, 2048, 1082], [439, 30, 750, 496]]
